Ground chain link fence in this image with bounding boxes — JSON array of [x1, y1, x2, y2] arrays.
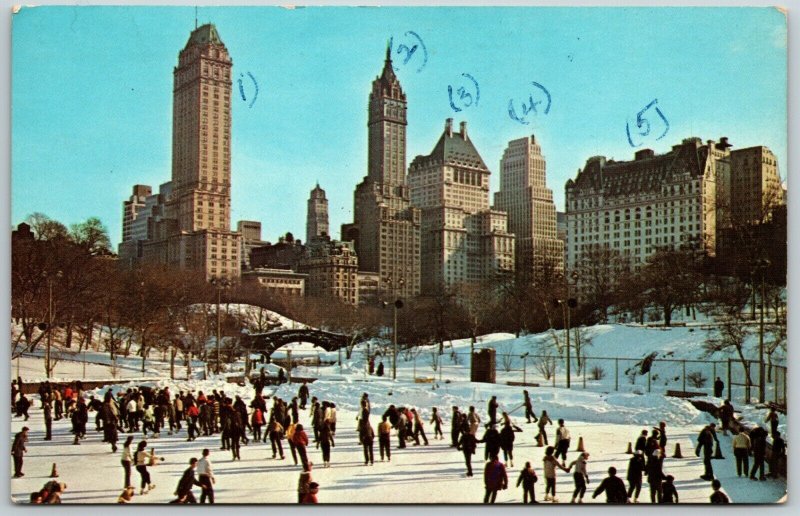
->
[[406, 351, 786, 407]]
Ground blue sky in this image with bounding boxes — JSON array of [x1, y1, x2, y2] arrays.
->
[[12, 6, 787, 246]]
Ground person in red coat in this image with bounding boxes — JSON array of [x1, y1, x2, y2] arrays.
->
[[301, 482, 319, 504], [292, 423, 310, 470]]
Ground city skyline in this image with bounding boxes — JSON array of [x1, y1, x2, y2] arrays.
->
[[12, 6, 787, 247]]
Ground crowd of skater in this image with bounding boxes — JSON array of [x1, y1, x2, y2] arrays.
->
[[11, 375, 786, 504]]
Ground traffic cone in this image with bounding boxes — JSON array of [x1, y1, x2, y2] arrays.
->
[[714, 441, 725, 460], [673, 443, 683, 459], [625, 442, 633, 454], [536, 433, 544, 447], [50, 463, 59, 478], [576, 436, 585, 452]]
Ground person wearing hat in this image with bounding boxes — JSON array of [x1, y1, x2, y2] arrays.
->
[[659, 475, 679, 503], [301, 482, 319, 504], [12, 426, 29, 478], [626, 449, 646, 503], [567, 452, 590, 503]]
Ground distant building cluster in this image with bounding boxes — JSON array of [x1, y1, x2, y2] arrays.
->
[[565, 138, 784, 272], [116, 23, 784, 306]]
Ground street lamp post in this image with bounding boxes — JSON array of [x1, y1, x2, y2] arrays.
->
[[554, 273, 578, 389], [211, 277, 231, 375], [753, 259, 770, 403], [42, 270, 62, 379], [521, 352, 529, 384], [383, 275, 405, 380]]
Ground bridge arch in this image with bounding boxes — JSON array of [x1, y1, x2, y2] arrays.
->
[[242, 329, 352, 359]]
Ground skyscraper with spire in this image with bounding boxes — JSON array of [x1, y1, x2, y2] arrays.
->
[[342, 46, 421, 298], [135, 23, 241, 279]]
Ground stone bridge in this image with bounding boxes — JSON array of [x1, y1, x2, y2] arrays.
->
[[241, 329, 352, 359]]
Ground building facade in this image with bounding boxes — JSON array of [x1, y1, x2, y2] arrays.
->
[[565, 137, 732, 271], [408, 119, 515, 291], [306, 183, 330, 244], [341, 47, 421, 299], [728, 146, 783, 227], [241, 268, 307, 297], [299, 236, 360, 305], [250, 234, 305, 270], [120, 24, 241, 279], [494, 135, 563, 280], [121, 185, 152, 245], [237, 220, 269, 271]]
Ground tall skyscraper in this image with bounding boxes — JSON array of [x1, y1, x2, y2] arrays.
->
[[408, 119, 515, 291], [306, 183, 329, 244], [494, 135, 564, 280], [341, 46, 420, 299], [124, 24, 241, 279]]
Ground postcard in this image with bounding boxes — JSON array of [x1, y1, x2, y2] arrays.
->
[[10, 5, 787, 504]]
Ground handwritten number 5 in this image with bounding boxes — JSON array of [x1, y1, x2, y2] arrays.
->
[[654, 106, 669, 140], [635, 99, 657, 138]]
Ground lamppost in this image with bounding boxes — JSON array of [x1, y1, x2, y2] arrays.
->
[[752, 258, 770, 403], [383, 275, 405, 380], [42, 270, 62, 379], [554, 272, 578, 388], [521, 352, 529, 384], [210, 277, 231, 375]]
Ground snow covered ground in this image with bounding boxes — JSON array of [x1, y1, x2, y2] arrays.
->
[[10, 319, 787, 504], [10, 376, 786, 504]]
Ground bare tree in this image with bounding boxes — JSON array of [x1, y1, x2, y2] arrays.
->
[[576, 244, 626, 323], [533, 339, 557, 381], [454, 280, 500, 351], [702, 278, 754, 392], [499, 342, 515, 373]]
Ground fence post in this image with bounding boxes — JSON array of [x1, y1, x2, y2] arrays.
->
[[439, 354, 442, 384], [682, 360, 686, 392], [773, 366, 778, 404], [583, 358, 587, 389], [727, 359, 732, 401], [615, 358, 619, 392], [783, 367, 787, 406], [713, 362, 717, 387], [287, 349, 292, 384]]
